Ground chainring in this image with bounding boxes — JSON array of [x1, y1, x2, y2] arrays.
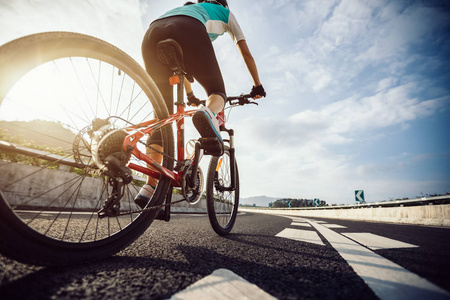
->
[[182, 165, 204, 205]]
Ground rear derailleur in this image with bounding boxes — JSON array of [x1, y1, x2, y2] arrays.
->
[[88, 118, 134, 218], [97, 155, 134, 218]]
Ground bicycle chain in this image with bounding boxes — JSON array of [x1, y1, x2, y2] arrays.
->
[[113, 137, 188, 216], [116, 197, 187, 216]]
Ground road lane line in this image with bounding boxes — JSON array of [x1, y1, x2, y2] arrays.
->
[[289, 217, 308, 222], [276, 228, 325, 246], [342, 233, 418, 250], [323, 224, 347, 229], [170, 269, 276, 300], [307, 220, 449, 300], [291, 222, 311, 227]]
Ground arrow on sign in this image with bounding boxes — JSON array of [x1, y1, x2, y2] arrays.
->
[[355, 190, 365, 203]]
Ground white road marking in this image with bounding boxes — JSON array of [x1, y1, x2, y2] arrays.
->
[[170, 268, 276, 300], [289, 217, 308, 222], [276, 228, 325, 246], [343, 232, 418, 250], [322, 224, 347, 229], [291, 222, 311, 227], [307, 220, 450, 300]]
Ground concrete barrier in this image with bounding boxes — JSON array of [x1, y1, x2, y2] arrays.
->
[[240, 205, 450, 227], [0, 161, 207, 213], [5, 161, 447, 223]]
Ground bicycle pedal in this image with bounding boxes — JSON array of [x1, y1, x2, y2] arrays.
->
[[198, 137, 224, 156]]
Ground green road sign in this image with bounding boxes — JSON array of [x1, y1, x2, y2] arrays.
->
[[313, 198, 320, 206], [355, 190, 365, 203]]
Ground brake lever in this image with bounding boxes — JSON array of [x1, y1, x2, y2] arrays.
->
[[240, 98, 259, 106]]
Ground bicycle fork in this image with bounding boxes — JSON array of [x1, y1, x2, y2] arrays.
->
[[219, 127, 237, 192], [188, 126, 237, 192]]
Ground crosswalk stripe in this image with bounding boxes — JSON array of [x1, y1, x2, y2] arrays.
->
[[275, 228, 325, 246], [289, 217, 308, 223], [308, 220, 449, 300], [170, 269, 276, 300], [343, 232, 418, 250], [291, 222, 311, 227]]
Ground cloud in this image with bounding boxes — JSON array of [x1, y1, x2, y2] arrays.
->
[[356, 1, 449, 62], [233, 81, 448, 199], [259, 0, 450, 108], [261, 0, 338, 37], [291, 83, 445, 140], [238, 83, 446, 157], [317, 0, 377, 49], [376, 77, 398, 92]]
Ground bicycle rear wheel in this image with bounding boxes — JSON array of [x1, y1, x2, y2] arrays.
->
[[206, 146, 239, 235], [0, 32, 174, 266]]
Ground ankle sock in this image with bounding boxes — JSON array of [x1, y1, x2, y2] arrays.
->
[[138, 184, 155, 200]]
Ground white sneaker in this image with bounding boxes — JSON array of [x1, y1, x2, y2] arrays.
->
[[192, 107, 224, 156]]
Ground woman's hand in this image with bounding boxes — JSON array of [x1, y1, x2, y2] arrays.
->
[[187, 92, 201, 106], [250, 85, 266, 99]]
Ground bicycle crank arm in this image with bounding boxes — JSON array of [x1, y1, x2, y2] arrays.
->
[[189, 141, 202, 188]]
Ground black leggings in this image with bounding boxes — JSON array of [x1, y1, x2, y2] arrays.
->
[[142, 15, 226, 110], [142, 16, 226, 145]]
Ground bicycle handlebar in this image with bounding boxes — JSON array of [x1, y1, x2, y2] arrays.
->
[[227, 94, 258, 106], [198, 94, 258, 107]]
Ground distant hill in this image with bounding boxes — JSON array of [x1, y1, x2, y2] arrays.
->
[[240, 195, 279, 207], [0, 120, 76, 149]]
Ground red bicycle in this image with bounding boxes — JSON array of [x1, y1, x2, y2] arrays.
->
[[0, 32, 257, 266]]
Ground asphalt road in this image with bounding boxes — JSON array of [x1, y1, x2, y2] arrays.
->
[[0, 211, 449, 299]]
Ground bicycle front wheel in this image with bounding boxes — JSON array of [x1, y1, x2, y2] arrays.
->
[[0, 32, 174, 266], [206, 147, 239, 235]]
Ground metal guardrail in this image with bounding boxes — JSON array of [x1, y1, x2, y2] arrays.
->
[[344, 195, 450, 208], [245, 195, 450, 210]]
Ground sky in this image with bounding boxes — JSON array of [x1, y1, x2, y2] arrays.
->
[[0, 0, 449, 204]]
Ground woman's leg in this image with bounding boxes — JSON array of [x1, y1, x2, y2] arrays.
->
[[138, 20, 174, 206]]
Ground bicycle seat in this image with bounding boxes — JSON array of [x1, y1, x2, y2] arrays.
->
[[156, 39, 194, 83]]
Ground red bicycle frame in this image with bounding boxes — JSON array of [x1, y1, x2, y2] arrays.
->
[[123, 104, 196, 188], [121, 73, 227, 189]]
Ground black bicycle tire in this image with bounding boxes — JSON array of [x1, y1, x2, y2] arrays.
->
[[206, 147, 239, 235], [0, 32, 174, 266]]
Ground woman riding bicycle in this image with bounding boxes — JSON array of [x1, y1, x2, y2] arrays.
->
[[137, 0, 266, 206]]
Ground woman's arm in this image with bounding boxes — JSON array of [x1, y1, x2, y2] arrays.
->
[[184, 77, 201, 106], [184, 77, 193, 94], [237, 40, 261, 87]]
